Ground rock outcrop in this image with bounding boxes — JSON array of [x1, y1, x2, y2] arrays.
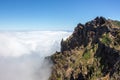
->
[[49, 17, 120, 80]]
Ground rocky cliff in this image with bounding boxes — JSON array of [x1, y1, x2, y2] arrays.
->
[[49, 17, 120, 80]]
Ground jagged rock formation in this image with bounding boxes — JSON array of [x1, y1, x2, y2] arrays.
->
[[49, 17, 120, 80]]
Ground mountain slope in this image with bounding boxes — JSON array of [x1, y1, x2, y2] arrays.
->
[[49, 17, 120, 80]]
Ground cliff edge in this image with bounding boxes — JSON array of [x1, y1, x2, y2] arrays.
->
[[49, 17, 120, 80]]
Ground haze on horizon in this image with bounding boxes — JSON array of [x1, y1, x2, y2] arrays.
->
[[0, 0, 120, 31], [0, 0, 120, 80]]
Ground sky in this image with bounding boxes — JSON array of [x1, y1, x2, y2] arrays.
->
[[0, 0, 120, 31]]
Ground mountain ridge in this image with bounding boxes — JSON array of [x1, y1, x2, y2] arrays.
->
[[49, 16, 120, 80]]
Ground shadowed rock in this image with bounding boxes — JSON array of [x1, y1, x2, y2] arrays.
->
[[49, 17, 120, 80]]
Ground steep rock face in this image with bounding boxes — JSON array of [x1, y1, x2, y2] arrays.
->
[[49, 17, 120, 80]]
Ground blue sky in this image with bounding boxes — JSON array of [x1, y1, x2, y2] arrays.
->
[[0, 0, 120, 30]]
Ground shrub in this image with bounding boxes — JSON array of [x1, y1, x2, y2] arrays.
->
[[83, 49, 91, 60], [101, 33, 112, 46], [113, 21, 120, 27]]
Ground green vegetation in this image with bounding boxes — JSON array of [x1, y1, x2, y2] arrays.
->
[[101, 33, 112, 46], [50, 17, 120, 80], [112, 21, 120, 27], [115, 30, 120, 44], [83, 49, 91, 60]]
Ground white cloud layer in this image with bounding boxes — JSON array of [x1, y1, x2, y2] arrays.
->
[[0, 31, 71, 80]]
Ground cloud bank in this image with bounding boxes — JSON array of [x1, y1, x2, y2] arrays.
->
[[0, 31, 71, 80]]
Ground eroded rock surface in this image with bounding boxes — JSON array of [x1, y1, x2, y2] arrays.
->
[[49, 17, 120, 80]]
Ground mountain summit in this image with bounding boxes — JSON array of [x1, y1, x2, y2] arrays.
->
[[49, 17, 120, 80]]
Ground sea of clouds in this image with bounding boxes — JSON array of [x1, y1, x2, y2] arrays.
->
[[0, 31, 71, 80]]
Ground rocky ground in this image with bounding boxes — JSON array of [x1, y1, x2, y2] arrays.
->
[[49, 17, 120, 80]]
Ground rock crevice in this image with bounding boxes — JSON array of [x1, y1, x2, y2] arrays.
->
[[49, 17, 120, 80]]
